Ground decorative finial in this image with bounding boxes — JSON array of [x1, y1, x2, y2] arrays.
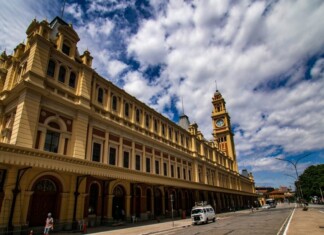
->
[[181, 97, 185, 115], [215, 80, 218, 91]]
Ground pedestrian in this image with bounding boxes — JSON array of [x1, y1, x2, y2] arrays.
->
[[44, 213, 54, 235]]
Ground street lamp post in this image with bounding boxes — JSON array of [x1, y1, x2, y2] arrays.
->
[[284, 174, 303, 203], [275, 153, 311, 204]]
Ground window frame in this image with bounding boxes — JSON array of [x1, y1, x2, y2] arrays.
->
[[47, 59, 56, 77]]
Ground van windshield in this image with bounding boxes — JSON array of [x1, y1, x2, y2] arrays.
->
[[192, 209, 203, 214]]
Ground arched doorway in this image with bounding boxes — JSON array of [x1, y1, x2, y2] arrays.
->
[[88, 183, 99, 215], [146, 188, 152, 213], [164, 191, 169, 215], [112, 185, 125, 221], [28, 177, 61, 226], [135, 186, 141, 217], [154, 188, 162, 216]]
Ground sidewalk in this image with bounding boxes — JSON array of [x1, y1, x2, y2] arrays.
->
[[286, 205, 324, 235]]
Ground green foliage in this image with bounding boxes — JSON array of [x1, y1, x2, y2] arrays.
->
[[299, 164, 324, 202]]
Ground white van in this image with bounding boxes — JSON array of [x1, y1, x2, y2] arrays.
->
[[191, 205, 216, 225]]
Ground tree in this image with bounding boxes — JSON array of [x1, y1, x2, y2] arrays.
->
[[299, 164, 324, 202]]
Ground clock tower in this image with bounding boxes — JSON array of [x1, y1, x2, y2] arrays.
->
[[211, 90, 238, 171]]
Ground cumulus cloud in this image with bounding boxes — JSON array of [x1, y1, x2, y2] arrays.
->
[[126, 0, 324, 180], [0, 0, 60, 53]]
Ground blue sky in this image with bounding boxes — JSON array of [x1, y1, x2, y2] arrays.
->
[[1, 0, 323, 189]]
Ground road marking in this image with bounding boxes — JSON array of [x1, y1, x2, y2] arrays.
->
[[282, 207, 296, 235]]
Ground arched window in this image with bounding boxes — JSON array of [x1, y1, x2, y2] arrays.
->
[[97, 88, 103, 103], [58, 66, 66, 83], [47, 60, 56, 77], [124, 102, 129, 117], [35, 179, 57, 192], [136, 109, 140, 123], [89, 184, 99, 214], [112, 96, 117, 111], [69, 72, 76, 88]]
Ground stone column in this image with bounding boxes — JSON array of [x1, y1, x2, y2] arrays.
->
[[107, 194, 114, 221]]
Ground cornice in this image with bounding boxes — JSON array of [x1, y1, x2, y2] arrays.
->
[[0, 143, 256, 196]]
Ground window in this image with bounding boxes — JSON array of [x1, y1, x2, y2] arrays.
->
[[146, 157, 151, 173], [44, 130, 60, 153], [98, 88, 103, 104], [109, 147, 116, 165], [154, 119, 158, 132], [188, 169, 191, 181], [58, 66, 66, 83], [112, 96, 117, 111], [175, 131, 178, 142], [62, 43, 71, 56], [163, 162, 168, 176], [183, 168, 186, 180], [155, 160, 160, 174], [145, 114, 150, 128], [171, 165, 174, 177], [47, 60, 55, 77], [69, 72, 76, 88], [136, 155, 141, 171], [123, 151, 129, 168], [169, 127, 172, 139], [162, 124, 165, 136], [124, 103, 129, 117], [136, 109, 140, 123], [177, 166, 181, 178], [92, 142, 101, 162]]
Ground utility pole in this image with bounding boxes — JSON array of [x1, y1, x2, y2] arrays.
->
[[275, 153, 312, 204]]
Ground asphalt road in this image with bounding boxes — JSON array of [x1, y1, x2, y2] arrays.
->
[[157, 205, 294, 235]]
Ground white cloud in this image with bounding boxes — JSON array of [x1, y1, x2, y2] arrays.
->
[[126, 0, 324, 178], [127, 20, 168, 66], [123, 71, 163, 105], [0, 0, 60, 53], [65, 3, 83, 21]]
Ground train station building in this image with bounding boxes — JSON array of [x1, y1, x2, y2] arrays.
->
[[0, 17, 256, 232]]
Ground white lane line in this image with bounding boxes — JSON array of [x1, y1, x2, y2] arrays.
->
[[282, 207, 296, 235]]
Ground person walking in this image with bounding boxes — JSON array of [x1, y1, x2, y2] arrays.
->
[[44, 213, 54, 235]]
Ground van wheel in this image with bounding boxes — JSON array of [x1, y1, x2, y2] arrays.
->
[[213, 218, 216, 222]]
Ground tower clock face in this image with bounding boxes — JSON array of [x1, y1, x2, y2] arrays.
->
[[216, 119, 224, 127]]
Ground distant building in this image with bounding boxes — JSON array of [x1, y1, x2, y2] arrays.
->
[[0, 17, 256, 231], [256, 186, 294, 205]]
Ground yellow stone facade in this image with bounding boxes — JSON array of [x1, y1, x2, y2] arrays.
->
[[0, 17, 256, 232]]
